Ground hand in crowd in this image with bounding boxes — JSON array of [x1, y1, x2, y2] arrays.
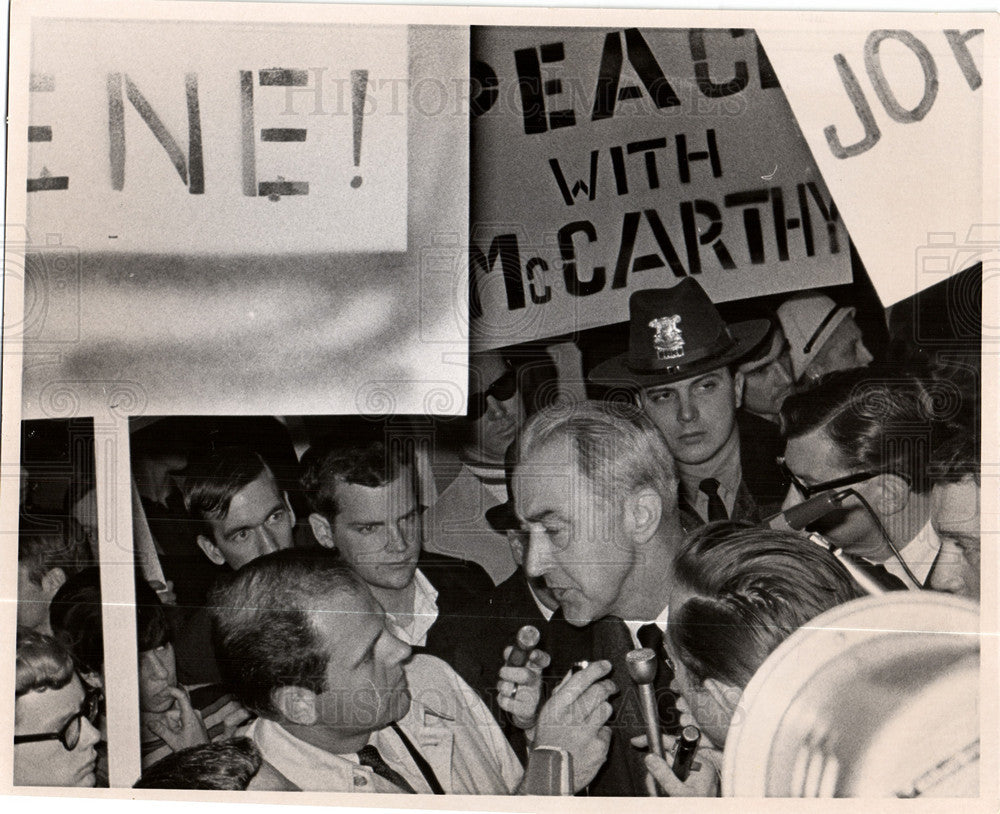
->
[[216, 698, 253, 741], [143, 686, 209, 753], [632, 733, 723, 797], [532, 660, 617, 791], [497, 645, 551, 729]]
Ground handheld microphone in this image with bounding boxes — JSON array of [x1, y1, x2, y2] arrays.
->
[[505, 625, 541, 667], [766, 491, 846, 531], [626, 647, 665, 796], [672, 725, 701, 781]]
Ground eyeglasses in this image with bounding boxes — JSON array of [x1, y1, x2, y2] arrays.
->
[[14, 687, 102, 751], [776, 457, 884, 500], [468, 365, 517, 420]]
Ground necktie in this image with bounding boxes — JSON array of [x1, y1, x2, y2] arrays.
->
[[699, 478, 729, 522], [637, 623, 680, 733], [357, 744, 417, 793]]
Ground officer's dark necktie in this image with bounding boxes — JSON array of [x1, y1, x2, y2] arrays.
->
[[357, 743, 418, 793], [637, 623, 680, 733], [699, 477, 729, 522]]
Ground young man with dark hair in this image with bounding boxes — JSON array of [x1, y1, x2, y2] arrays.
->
[[927, 425, 980, 600], [183, 446, 296, 570], [643, 522, 866, 796], [173, 446, 296, 683], [14, 627, 102, 787], [589, 279, 786, 527], [208, 548, 615, 794], [299, 432, 496, 691], [780, 364, 948, 588], [135, 576, 249, 770]]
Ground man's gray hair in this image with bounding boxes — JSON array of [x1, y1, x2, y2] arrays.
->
[[517, 400, 678, 513]]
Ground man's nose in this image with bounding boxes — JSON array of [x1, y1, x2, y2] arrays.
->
[[485, 393, 510, 420], [386, 519, 409, 553], [523, 527, 551, 579], [78, 716, 101, 750], [146, 651, 169, 679], [677, 393, 697, 423], [857, 342, 874, 366], [255, 525, 280, 555]]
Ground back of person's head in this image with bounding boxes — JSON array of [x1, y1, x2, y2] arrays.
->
[[669, 522, 865, 689], [930, 419, 980, 487], [300, 431, 414, 522], [48, 567, 104, 680], [782, 364, 947, 494], [182, 446, 271, 527], [133, 738, 262, 790], [16, 626, 76, 698], [18, 522, 90, 585], [134, 574, 172, 652], [209, 548, 360, 716], [517, 399, 677, 513]]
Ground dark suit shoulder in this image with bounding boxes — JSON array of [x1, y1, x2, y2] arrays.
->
[[418, 550, 494, 603]]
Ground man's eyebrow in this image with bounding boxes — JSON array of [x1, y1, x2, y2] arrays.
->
[[522, 510, 565, 524]]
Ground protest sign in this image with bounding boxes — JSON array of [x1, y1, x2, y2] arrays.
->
[[26, 20, 408, 254], [471, 26, 853, 346]]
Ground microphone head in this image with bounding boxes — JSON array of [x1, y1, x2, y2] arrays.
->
[[515, 625, 541, 650], [625, 647, 658, 685]]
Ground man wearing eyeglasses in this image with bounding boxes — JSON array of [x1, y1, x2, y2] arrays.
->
[[424, 349, 527, 584], [14, 628, 102, 787], [300, 431, 495, 696], [779, 366, 946, 589]]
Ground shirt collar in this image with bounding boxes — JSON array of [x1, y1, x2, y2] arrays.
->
[[624, 603, 671, 650], [385, 568, 439, 647], [884, 518, 940, 588]]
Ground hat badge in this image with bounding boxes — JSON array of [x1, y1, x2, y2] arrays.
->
[[648, 314, 684, 360]]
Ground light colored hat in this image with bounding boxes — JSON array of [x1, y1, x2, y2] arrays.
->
[[723, 592, 979, 797], [777, 292, 855, 380]]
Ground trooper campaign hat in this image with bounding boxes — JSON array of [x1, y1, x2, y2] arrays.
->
[[589, 278, 769, 388]]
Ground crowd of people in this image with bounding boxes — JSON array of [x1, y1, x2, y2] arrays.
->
[[14, 270, 982, 796]]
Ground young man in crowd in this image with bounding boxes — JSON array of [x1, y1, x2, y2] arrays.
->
[[209, 549, 616, 794], [17, 522, 90, 634], [589, 279, 786, 527], [299, 432, 497, 693], [780, 365, 950, 588], [14, 628, 102, 787], [136, 576, 249, 770], [511, 400, 683, 795], [641, 522, 865, 796], [777, 291, 874, 386], [173, 446, 296, 683], [927, 431, 981, 600], [424, 349, 527, 584], [736, 313, 796, 427]]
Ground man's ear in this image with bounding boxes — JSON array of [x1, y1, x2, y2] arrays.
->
[[873, 473, 911, 517], [703, 676, 741, 718], [309, 513, 335, 549], [732, 370, 745, 409], [272, 685, 319, 726], [624, 487, 662, 544], [40, 567, 67, 600], [283, 492, 296, 526], [196, 535, 228, 567]]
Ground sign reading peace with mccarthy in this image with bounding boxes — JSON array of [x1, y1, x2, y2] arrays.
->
[[470, 27, 852, 346]]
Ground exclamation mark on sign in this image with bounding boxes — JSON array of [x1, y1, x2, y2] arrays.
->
[[351, 69, 368, 189]]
